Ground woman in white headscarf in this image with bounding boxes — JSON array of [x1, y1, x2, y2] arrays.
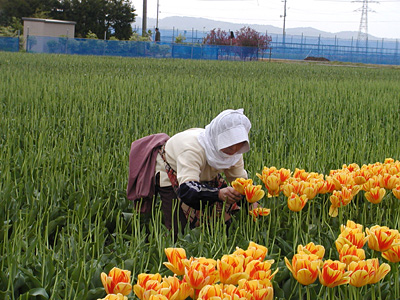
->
[[128, 108, 251, 234], [151, 108, 252, 230]]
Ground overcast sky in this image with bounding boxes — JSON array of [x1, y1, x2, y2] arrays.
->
[[132, 0, 400, 39]]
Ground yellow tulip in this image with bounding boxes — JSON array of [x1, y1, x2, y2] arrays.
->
[[392, 185, 400, 200], [340, 220, 363, 233], [245, 259, 278, 281], [249, 207, 271, 221], [265, 174, 281, 196], [284, 254, 320, 286], [318, 260, 351, 288], [237, 279, 274, 300], [244, 184, 265, 203], [347, 260, 376, 287], [293, 168, 310, 181], [379, 173, 399, 190], [217, 254, 248, 285], [160, 276, 194, 300], [97, 294, 128, 300], [197, 284, 224, 300], [231, 178, 253, 195], [382, 240, 400, 263], [362, 176, 380, 191], [297, 242, 325, 260], [277, 168, 291, 184], [164, 248, 187, 275], [233, 242, 268, 264], [101, 267, 132, 296], [148, 295, 169, 300], [184, 260, 219, 291], [365, 186, 386, 204], [133, 274, 162, 300], [366, 225, 400, 252], [329, 188, 353, 217], [287, 193, 308, 212], [338, 244, 365, 266], [301, 182, 318, 200], [367, 258, 391, 284], [335, 227, 368, 251], [316, 179, 336, 194]]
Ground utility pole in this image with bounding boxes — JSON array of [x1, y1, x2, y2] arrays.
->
[[281, 0, 287, 43], [156, 0, 159, 28], [142, 0, 147, 37]]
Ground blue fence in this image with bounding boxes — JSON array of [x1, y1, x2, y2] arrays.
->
[[0, 37, 19, 52], [1, 34, 399, 65]]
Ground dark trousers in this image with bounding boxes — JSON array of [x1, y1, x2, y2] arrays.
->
[[154, 173, 187, 234]]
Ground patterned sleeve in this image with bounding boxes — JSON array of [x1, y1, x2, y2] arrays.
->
[[178, 181, 220, 210]]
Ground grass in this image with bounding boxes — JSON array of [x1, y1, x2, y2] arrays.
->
[[0, 51, 400, 299]]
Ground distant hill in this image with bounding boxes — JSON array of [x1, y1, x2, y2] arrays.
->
[[134, 16, 385, 41]]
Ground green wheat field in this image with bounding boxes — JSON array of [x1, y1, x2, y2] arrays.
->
[[1, 52, 400, 299]]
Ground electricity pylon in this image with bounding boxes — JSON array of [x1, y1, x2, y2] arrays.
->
[[353, 0, 378, 42]]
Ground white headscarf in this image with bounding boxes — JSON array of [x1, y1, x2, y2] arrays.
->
[[197, 108, 251, 170]]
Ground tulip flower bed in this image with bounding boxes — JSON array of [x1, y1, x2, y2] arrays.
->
[[1, 52, 400, 299]]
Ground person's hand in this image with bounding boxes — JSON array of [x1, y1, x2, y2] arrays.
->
[[218, 187, 243, 204]]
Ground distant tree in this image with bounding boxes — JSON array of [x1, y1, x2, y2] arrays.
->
[[203, 28, 231, 46], [235, 26, 271, 49], [0, 0, 135, 40], [175, 33, 186, 44], [203, 26, 271, 60], [106, 0, 135, 40]]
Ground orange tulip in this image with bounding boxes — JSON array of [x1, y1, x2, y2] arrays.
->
[[133, 274, 162, 300], [380, 173, 399, 190], [245, 259, 278, 281], [183, 260, 219, 291], [278, 168, 291, 184], [365, 186, 386, 204], [264, 174, 281, 196], [335, 227, 368, 250], [217, 254, 248, 285], [244, 184, 265, 203], [392, 185, 400, 200], [164, 248, 187, 275], [98, 294, 129, 300], [101, 267, 132, 296], [367, 258, 391, 284], [301, 182, 318, 200], [197, 284, 224, 300], [338, 244, 365, 266], [297, 242, 325, 260], [231, 178, 253, 195], [340, 220, 363, 233], [160, 276, 194, 300], [366, 225, 400, 252], [362, 176, 380, 191], [284, 254, 320, 286], [237, 279, 274, 300], [329, 188, 353, 217], [318, 260, 351, 288], [281, 180, 303, 197], [147, 295, 168, 300], [249, 207, 271, 221], [347, 260, 377, 287], [382, 240, 400, 263], [233, 242, 268, 264], [135, 280, 163, 300], [316, 179, 335, 194], [293, 168, 310, 181], [287, 193, 308, 212]]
